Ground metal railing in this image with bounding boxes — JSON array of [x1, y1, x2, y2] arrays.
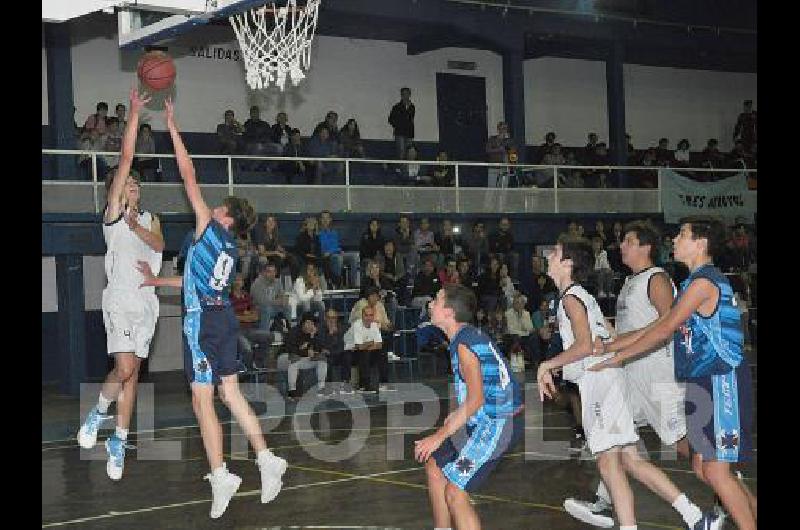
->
[[41, 149, 757, 215]]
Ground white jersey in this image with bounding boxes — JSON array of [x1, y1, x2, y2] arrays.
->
[[616, 266, 674, 363], [557, 284, 612, 382], [103, 206, 163, 295]]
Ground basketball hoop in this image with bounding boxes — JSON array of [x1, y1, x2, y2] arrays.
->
[[229, 0, 321, 91]]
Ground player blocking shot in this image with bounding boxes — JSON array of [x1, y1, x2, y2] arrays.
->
[[137, 98, 287, 519], [77, 87, 164, 482], [415, 284, 524, 530]]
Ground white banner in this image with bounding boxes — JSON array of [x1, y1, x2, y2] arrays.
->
[[661, 169, 756, 224]]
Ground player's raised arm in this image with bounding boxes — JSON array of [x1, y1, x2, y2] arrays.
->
[[164, 97, 211, 238], [126, 211, 165, 253], [137, 260, 182, 289], [106, 87, 151, 222]]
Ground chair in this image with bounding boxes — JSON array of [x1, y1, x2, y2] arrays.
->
[[389, 330, 418, 382]]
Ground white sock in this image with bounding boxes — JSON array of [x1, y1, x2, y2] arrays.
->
[[672, 493, 702, 526], [257, 449, 274, 464], [596, 480, 612, 504], [619, 526, 637, 530], [115, 427, 128, 441], [434, 528, 453, 530], [97, 393, 113, 414], [212, 464, 227, 479]]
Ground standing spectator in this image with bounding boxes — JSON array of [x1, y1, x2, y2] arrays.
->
[[655, 138, 673, 166], [281, 128, 307, 184], [306, 126, 339, 184], [243, 105, 271, 153], [388, 87, 415, 160], [280, 313, 328, 399], [414, 217, 440, 264], [295, 216, 322, 270], [394, 215, 418, 276], [83, 101, 109, 134], [486, 121, 516, 188], [339, 118, 364, 158], [359, 218, 387, 268], [674, 139, 691, 167], [489, 216, 518, 279], [584, 132, 599, 163], [314, 111, 341, 145], [133, 123, 159, 182], [318, 210, 348, 288], [464, 220, 490, 273], [102, 117, 123, 167], [114, 103, 127, 130], [729, 139, 753, 169], [733, 99, 757, 151], [701, 139, 724, 169], [319, 308, 352, 394], [272, 111, 293, 147], [625, 133, 637, 165], [250, 262, 289, 331], [216, 109, 243, 154], [540, 132, 557, 160], [291, 263, 327, 320]]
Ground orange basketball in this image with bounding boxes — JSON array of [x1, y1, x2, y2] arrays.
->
[[137, 51, 176, 91]]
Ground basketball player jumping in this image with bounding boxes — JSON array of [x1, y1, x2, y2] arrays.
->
[[77, 87, 164, 481], [136, 98, 287, 519]]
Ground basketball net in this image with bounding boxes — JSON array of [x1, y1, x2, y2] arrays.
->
[[229, 0, 321, 91]]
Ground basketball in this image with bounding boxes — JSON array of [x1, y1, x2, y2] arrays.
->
[[137, 51, 176, 91]]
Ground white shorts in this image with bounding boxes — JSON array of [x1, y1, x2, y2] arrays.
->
[[102, 289, 160, 359], [625, 353, 687, 446], [577, 355, 640, 455]]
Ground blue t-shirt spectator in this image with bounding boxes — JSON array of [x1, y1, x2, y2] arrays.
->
[[319, 228, 342, 254]]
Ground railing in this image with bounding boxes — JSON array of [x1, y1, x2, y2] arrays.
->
[[41, 149, 757, 215]]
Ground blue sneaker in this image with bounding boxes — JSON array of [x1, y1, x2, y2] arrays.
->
[[688, 511, 724, 530], [105, 434, 135, 481], [77, 408, 112, 449]]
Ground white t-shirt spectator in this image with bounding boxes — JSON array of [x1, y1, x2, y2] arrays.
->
[[350, 319, 383, 349], [674, 148, 690, 163], [505, 308, 535, 337], [594, 249, 611, 271]]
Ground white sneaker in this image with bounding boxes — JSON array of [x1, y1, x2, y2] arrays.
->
[[257, 452, 288, 504], [77, 408, 112, 449], [563, 497, 614, 528], [204, 465, 242, 519], [387, 352, 401, 361], [379, 383, 397, 392]]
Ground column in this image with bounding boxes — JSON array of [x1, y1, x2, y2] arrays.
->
[[502, 46, 526, 160], [45, 22, 77, 180], [56, 255, 87, 396], [606, 40, 627, 186]]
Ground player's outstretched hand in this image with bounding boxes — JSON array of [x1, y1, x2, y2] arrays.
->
[[414, 432, 444, 463], [592, 336, 606, 356], [129, 85, 151, 114], [587, 355, 621, 372], [136, 260, 157, 287], [164, 97, 175, 127], [536, 361, 557, 401]]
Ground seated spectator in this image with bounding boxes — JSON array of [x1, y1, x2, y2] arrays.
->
[[489, 216, 519, 279], [250, 261, 289, 331], [401, 144, 427, 184], [639, 147, 659, 187], [243, 105, 272, 153], [280, 312, 329, 399], [435, 218, 460, 261], [536, 143, 565, 187], [318, 210, 351, 288], [625, 133, 637, 165], [584, 132, 599, 163], [593, 219, 609, 244], [733, 99, 757, 152], [606, 221, 625, 273], [359, 218, 387, 270], [231, 273, 261, 368], [306, 126, 340, 184], [281, 128, 307, 184], [485, 306, 506, 344], [414, 217, 440, 264], [505, 293, 538, 365], [530, 298, 551, 366], [476, 256, 503, 314], [133, 123, 159, 182], [463, 221, 489, 273], [584, 142, 610, 188], [339, 118, 365, 158], [560, 150, 584, 188], [83, 101, 109, 134], [539, 131, 557, 160], [498, 262, 516, 307], [674, 138, 691, 167], [457, 258, 476, 288], [291, 262, 327, 320], [319, 308, 353, 394], [658, 234, 673, 266], [216, 109, 243, 154], [410, 257, 441, 311], [349, 285, 392, 331], [378, 240, 404, 294], [438, 259, 460, 286], [102, 117, 123, 167], [347, 303, 393, 393], [314, 111, 341, 145], [272, 112, 293, 146], [295, 216, 322, 270], [592, 235, 614, 298], [78, 127, 106, 179], [728, 139, 754, 169], [394, 215, 418, 276], [253, 214, 296, 278], [361, 260, 399, 323], [430, 151, 454, 186], [114, 103, 127, 130], [655, 138, 673, 166]]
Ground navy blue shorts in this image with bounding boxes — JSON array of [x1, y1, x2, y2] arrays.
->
[[685, 360, 754, 463], [183, 307, 241, 385], [432, 413, 524, 493]]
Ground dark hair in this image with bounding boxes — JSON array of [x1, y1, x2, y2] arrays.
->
[[557, 235, 594, 283], [104, 166, 141, 191], [744, 99, 752, 106], [400, 87, 411, 94], [545, 132, 556, 141], [115, 103, 126, 112], [623, 220, 661, 262], [96, 102, 108, 112], [222, 196, 257, 237], [679, 216, 727, 259], [659, 137, 668, 144], [442, 284, 477, 324], [224, 109, 234, 117], [708, 138, 718, 146], [363, 285, 380, 299], [250, 105, 259, 112], [291, 128, 301, 136], [677, 139, 690, 150], [139, 123, 152, 133], [299, 311, 317, 326]]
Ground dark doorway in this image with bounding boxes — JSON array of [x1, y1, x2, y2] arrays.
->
[[436, 73, 488, 186]]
